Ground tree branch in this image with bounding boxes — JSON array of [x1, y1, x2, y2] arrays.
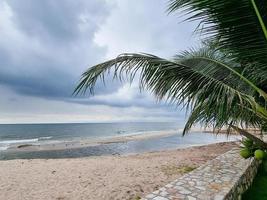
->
[[230, 124, 267, 149]]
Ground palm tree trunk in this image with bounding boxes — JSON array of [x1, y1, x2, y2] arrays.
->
[[230, 124, 267, 149]]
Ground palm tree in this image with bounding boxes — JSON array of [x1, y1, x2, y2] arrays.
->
[[74, 0, 267, 148]]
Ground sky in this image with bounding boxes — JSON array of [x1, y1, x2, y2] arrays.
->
[[0, 0, 199, 124]]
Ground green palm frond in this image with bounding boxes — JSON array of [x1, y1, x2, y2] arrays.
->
[[74, 47, 267, 134], [175, 46, 267, 101], [183, 95, 266, 135], [73, 53, 185, 96], [251, 0, 267, 40], [168, 0, 267, 75], [173, 46, 267, 134]]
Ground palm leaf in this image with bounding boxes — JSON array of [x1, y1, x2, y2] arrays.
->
[[174, 46, 267, 134], [74, 48, 267, 133], [168, 0, 267, 77], [251, 0, 267, 40]]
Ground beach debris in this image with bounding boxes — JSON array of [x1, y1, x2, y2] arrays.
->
[[17, 144, 33, 148], [56, 197, 65, 200]]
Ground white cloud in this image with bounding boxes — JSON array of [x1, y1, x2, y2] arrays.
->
[[88, 82, 154, 106], [0, 85, 184, 124], [95, 0, 200, 59]]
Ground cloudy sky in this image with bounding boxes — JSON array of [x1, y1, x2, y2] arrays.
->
[[0, 0, 199, 124]]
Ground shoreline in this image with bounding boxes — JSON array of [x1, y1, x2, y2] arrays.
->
[[0, 142, 238, 200], [0, 129, 241, 161], [4, 127, 239, 153], [6, 129, 179, 152]]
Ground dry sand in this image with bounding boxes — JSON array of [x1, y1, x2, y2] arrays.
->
[[0, 142, 237, 200]]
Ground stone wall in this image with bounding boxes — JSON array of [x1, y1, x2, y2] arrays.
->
[[142, 148, 261, 200]]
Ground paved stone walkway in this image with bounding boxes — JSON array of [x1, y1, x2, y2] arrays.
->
[[141, 148, 260, 200]]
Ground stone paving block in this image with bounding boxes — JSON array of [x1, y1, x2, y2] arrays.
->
[[153, 196, 169, 200], [142, 149, 261, 200]]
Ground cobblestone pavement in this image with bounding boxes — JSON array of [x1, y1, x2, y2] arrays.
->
[[141, 148, 259, 200]]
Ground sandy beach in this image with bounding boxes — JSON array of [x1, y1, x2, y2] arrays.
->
[[0, 142, 237, 200]]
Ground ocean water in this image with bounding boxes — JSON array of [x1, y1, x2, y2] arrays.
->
[[0, 123, 178, 149], [0, 122, 179, 149], [0, 122, 240, 160]]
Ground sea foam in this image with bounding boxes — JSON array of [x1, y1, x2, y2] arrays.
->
[[0, 137, 53, 151]]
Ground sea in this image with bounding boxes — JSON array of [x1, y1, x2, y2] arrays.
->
[[0, 122, 240, 160]]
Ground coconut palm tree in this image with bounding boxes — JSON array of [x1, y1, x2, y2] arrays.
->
[[74, 0, 267, 148]]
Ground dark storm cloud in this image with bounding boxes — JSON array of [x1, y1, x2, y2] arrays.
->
[[0, 0, 119, 100], [7, 0, 110, 43], [0, 47, 71, 97], [0, 0, 199, 110]]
